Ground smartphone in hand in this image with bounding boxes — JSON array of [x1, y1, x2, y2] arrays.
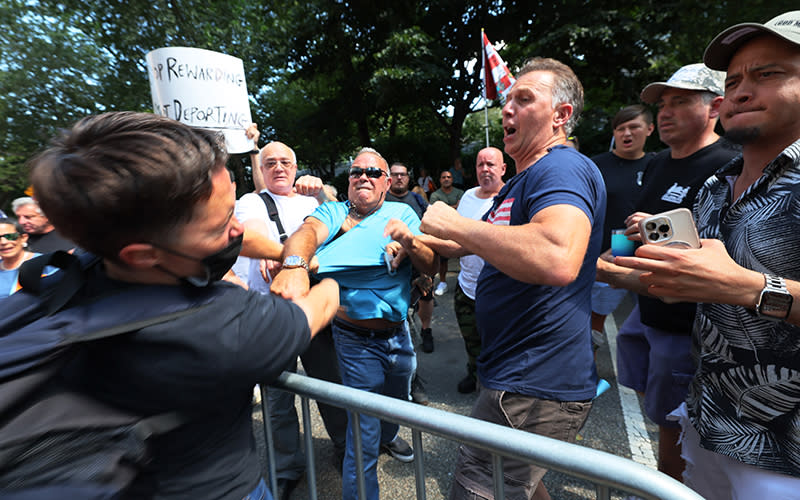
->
[[638, 208, 701, 249], [638, 208, 700, 304]]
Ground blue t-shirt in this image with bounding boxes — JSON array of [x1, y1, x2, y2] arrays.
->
[[0, 253, 42, 297], [0, 268, 20, 296], [311, 201, 421, 322], [475, 146, 606, 401]]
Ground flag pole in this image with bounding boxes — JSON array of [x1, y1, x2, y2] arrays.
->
[[481, 28, 490, 148]]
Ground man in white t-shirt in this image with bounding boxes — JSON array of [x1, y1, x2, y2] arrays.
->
[[421, 147, 506, 393], [235, 143, 320, 292], [452, 147, 505, 393], [235, 140, 346, 500]]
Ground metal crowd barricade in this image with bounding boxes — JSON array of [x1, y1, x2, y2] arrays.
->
[[260, 372, 704, 500]]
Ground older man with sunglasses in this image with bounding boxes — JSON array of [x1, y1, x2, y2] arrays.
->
[[271, 147, 437, 500]]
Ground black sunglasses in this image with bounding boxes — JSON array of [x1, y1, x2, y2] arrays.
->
[[0, 232, 21, 241], [349, 167, 386, 179]]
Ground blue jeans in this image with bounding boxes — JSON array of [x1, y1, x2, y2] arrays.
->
[[332, 320, 415, 500], [243, 478, 269, 500]]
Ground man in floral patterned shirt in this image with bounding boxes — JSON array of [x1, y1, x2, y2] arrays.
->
[[613, 11, 800, 499]]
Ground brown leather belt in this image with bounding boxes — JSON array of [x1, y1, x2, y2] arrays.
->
[[332, 316, 403, 340]]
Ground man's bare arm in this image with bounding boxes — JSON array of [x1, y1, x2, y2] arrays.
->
[[421, 201, 591, 286], [292, 278, 339, 337], [270, 217, 330, 299], [615, 238, 800, 327], [415, 233, 469, 259], [245, 123, 265, 193], [240, 218, 284, 261]]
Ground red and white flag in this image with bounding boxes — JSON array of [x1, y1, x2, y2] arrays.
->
[[482, 31, 515, 101]]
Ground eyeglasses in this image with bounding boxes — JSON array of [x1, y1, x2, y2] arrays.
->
[[0, 232, 21, 241], [390, 172, 409, 178], [263, 159, 294, 169], [349, 167, 386, 179]]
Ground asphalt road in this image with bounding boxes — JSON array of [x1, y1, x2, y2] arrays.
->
[[252, 265, 659, 500]]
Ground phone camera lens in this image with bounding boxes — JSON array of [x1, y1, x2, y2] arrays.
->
[[649, 232, 659, 241], [658, 224, 670, 233], [645, 222, 656, 231]]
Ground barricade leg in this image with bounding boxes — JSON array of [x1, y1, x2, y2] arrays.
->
[[352, 412, 367, 500], [301, 396, 318, 500], [491, 454, 505, 499], [412, 429, 426, 500]]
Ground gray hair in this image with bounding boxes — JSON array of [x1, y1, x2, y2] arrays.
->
[[12, 197, 41, 214], [516, 57, 584, 136], [355, 147, 389, 171], [698, 91, 719, 105]]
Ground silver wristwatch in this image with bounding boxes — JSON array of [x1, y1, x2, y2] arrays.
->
[[756, 274, 793, 321], [282, 255, 309, 271]]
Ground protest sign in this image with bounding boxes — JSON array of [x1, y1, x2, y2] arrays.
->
[[146, 47, 255, 154]]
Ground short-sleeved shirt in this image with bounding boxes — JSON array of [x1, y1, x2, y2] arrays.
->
[[0, 253, 41, 296], [475, 145, 606, 401], [591, 151, 655, 250], [0, 267, 19, 296], [26, 230, 74, 253], [689, 139, 800, 477], [5, 266, 311, 499], [233, 190, 319, 293], [429, 188, 464, 207], [634, 139, 740, 334], [311, 201, 421, 322], [385, 191, 428, 219]]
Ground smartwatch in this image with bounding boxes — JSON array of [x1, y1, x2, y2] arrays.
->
[[282, 255, 309, 271], [756, 274, 793, 321]]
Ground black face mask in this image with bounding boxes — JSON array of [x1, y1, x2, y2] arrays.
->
[[155, 233, 243, 287]]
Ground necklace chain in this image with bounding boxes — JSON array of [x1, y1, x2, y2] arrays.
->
[[348, 203, 379, 220]]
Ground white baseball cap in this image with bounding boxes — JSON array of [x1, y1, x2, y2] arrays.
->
[[704, 11, 800, 70], [640, 63, 725, 104]]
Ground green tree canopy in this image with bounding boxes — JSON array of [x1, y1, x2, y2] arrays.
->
[[1, 0, 796, 207]]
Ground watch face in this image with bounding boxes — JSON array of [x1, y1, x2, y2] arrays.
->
[[762, 291, 793, 316]]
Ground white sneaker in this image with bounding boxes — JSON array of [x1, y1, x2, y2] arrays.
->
[[434, 282, 448, 296]]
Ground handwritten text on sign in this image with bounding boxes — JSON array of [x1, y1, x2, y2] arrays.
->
[[146, 47, 253, 153]]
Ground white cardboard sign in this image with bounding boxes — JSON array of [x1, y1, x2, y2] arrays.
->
[[146, 47, 254, 154]]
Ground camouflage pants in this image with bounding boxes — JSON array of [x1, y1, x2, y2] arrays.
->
[[454, 282, 481, 379]]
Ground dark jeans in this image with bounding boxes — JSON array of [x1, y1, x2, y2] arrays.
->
[[332, 320, 415, 500]]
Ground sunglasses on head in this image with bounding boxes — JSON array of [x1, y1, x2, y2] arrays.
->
[[349, 167, 386, 179], [0, 232, 21, 241]]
